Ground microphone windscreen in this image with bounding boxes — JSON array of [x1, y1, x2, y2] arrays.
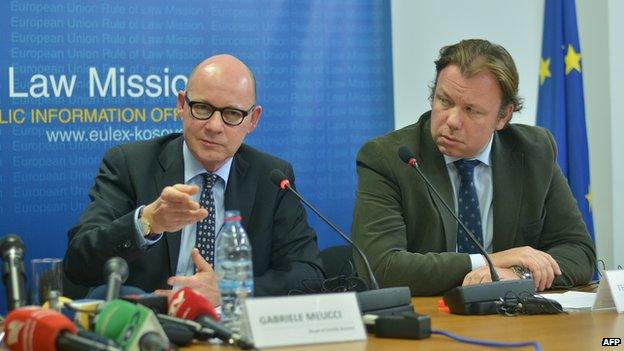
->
[[0, 234, 25, 254], [94, 299, 138, 341], [87, 284, 145, 300], [397, 146, 415, 164], [104, 257, 129, 283], [269, 169, 287, 187], [168, 287, 220, 321], [95, 299, 169, 349], [4, 306, 76, 351]]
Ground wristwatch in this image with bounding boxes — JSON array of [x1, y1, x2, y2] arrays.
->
[[510, 265, 532, 280], [138, 207, 153, 237]]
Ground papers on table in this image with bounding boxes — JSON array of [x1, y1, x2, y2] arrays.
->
[[539, 291, 596, 310]]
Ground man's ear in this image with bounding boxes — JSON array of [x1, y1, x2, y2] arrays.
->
[[247, 105, 262, 133], [496, 104, 513, 130], [176, 91, 186, 119]]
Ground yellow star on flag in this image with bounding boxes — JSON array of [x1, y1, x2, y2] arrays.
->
[[539, 58, 551, 86], [564, 44, 582, 75], [585, 187, 593, 212]]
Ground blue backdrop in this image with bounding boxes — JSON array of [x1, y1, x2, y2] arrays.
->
[[0, 0, 394, 310]]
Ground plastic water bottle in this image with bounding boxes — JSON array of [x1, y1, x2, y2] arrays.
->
[[215, 210, 253, 331]]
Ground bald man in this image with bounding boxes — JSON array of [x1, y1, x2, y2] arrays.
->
[[64, 55, 324, 304]]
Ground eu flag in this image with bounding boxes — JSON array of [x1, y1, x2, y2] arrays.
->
[[536, 0, 595, 244]]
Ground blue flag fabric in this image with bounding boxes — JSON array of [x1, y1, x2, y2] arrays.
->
[[536, 0, 595, 243]]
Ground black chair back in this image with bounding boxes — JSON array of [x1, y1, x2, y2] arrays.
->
[[320, 245, 355, 279]]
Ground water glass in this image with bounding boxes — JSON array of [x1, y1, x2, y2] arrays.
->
[[31, 258, 63, 305]]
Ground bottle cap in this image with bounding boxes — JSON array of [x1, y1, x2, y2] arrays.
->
[[225, 216, 242, 222], [224, 210, 242, 222]]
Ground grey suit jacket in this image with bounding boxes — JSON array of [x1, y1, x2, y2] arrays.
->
[[64, 133, 324, 296], [352, 112, 595, 295]]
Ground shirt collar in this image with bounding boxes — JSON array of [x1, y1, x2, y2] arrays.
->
[[183, 141, 232, 185], [443, 134, 494, 166]]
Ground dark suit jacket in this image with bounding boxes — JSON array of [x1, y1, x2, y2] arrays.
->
[[64, 133, 324, 296], [352, 112, 596, 296]]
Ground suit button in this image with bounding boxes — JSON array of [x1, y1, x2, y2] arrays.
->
[[123, 241, 131, 248]]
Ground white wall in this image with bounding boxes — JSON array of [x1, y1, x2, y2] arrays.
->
[[606, 0, 624, 268], [391, 0, 543, 127], [391, 0, 622, 269], [575, 0, 612, 270]]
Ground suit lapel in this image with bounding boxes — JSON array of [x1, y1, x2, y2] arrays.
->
[[491, 132, 524, 251], [155, 136, 185, 275], [416, 119, 457, 252], [224, 145, 256, 230]]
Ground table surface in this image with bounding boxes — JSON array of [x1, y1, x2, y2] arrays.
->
[[185, 292, 624, 351]]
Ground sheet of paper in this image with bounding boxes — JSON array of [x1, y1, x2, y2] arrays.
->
[[540, 291, 596, 310]]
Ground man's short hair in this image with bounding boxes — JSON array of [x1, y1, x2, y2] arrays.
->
[[429, 39, 524, 117]]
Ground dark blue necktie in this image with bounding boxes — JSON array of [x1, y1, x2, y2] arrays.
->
[[196, 173, 220, 266], [455, 159, 483, 254]]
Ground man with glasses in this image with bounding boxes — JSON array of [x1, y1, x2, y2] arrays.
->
[[64, 55, 324, 304]]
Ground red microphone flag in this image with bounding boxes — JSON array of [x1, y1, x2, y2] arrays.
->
[[4, 306, 77, 351], [168, 287, 220, 322]]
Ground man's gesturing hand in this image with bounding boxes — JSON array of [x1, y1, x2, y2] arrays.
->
[[143, 184, 208, 234], [154, 248, 221, 306]]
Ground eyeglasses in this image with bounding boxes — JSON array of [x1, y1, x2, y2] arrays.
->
[[184, 94, 255, 126]]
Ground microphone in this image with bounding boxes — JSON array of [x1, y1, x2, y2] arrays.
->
[[155, 319, 195, 347], [4, 306, 122, 351], [103, 257, 129, 301], [156, 314, 210, 344], [168, 287, 254, 349], [65, 299, 104, 330], [0, 234, 27, 310], [122, 294, 169, 315], [270, 170, 378, 288], [112, 289, 209, 344], [94, 299, 169, 351], [76, 329, 124, 350], [88, 284, 170, 314], [397, 146, 535, 314], [88, 284, 144, 301], [269, 169, 413, 316]]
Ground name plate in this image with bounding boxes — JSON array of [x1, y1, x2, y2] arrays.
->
[[593, 270, 624, 313], [240, 292, 366, 348]]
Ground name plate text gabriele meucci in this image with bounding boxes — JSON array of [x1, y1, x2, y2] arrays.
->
[[241, 292, 366, 348]]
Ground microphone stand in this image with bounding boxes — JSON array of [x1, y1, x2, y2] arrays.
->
[[0, 234, 27, 311], [271, 170, 413, 316], [398, 146, 535, 315]]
